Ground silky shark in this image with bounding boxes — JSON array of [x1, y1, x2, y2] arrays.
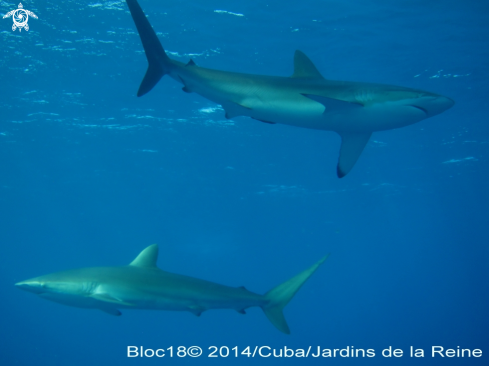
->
[[16, 244, 327, 334], [124, 0, 454, 177]]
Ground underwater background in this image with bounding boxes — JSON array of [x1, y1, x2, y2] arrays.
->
[[1, 0, 488, 364]]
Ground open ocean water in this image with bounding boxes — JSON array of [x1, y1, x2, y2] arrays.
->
[[1, 0, 488, 365]]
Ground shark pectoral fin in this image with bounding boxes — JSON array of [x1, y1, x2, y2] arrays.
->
[[91, 293, 134, 307], [337, 132, 372, 178], [302, 94, 363, 113], [224, 102, 252, 119], [99, 307, 122, 316], [291, 50, 324, 79]]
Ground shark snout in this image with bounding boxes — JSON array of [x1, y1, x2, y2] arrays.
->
[[15, 280, 45, 294], [435, 96, 455, 113], [412, 95, 455, 117]]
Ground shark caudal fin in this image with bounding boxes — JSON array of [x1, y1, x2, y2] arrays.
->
[[126, 0, 172, 97], [262, 255, 329, 334]]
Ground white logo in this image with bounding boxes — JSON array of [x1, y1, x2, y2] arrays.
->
[[3, 3, 38, 32]]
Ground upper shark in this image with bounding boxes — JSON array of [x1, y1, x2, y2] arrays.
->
[[16, 244, 327, 334], [125, 0, 454, 177]]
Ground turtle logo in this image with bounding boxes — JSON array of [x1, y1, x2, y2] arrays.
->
[[3, 3, 38, 32]]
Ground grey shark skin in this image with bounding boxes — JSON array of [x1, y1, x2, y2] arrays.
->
[[16, 245, 328, 334], [125, 0, 454, 177]]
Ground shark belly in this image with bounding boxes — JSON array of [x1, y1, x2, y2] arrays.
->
[[39, 292, 102, 309], [243, 94, 326, 127], [171, 67, 327, 126], [93, 271, 266, 315], [324, 101, 428, 133]]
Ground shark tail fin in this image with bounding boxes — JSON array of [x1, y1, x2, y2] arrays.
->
[[126, 0, 172, 97], [261, 255, 329, 334]]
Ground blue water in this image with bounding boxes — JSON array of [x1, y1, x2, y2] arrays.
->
[[1, 0, 488, 364]]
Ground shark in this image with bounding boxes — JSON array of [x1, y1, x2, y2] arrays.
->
[[16, 244, 327, 334], [124, 0, 454, 177]]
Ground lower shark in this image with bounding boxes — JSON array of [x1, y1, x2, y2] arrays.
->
[[16, 244, 327, 334], [124, 0, 454, 177]]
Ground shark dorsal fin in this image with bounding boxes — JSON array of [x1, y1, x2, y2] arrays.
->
[[129, 244, 159, 268], [291, 50, 324, 79]]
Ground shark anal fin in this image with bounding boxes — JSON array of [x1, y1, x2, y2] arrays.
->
[[291, 50, 324, 79], [251, 117, 276, 125], [237, 309, 246, 315], [302, 94, 363, 113], [99, 307, 122, 316], [337, 132, 372, 178], [186, 59, 196, 67], [238, 286, 247, 290], [178, 76, 193, 93]]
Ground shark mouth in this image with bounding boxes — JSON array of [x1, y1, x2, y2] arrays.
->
[[408, 105, 429, 116]]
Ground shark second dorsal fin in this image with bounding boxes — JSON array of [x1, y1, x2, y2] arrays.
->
[[129, 244, 159, 268], [291, 50, 324, 79]]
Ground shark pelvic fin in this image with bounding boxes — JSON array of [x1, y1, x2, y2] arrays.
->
[[337, 132, 372, 178], [224, 102, 252, 119], [91, 293, 135, 306], [129, 244, 159, 268], [302, 94, 363, 112], [189, 306, 206, 317], [262, 255, 329, 334], [291, 50, 324, 79], [251, 117, 276, 124], [99, 307, 122, 316], [126, 0, 172, 97]]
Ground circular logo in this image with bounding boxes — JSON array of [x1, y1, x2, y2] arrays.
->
[[13, 9, 28, 28]]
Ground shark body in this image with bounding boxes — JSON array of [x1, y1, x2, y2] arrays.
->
[[16, 245, 327, 334], [125, 0, 454, 177]]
